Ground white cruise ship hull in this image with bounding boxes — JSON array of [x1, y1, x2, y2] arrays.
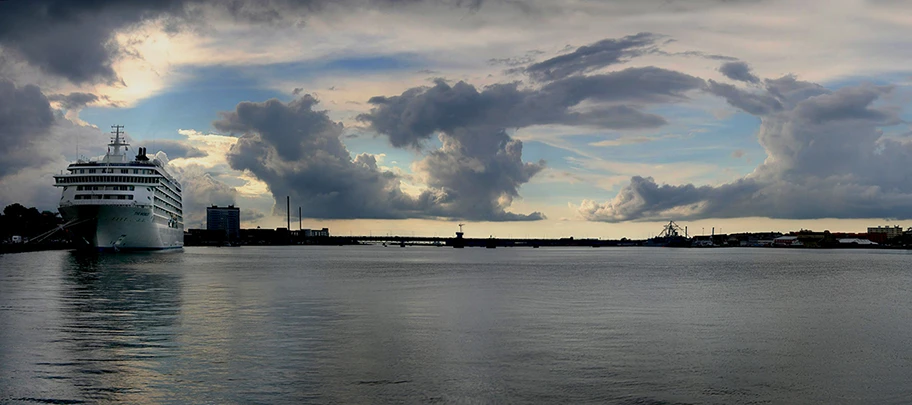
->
[[60, 204, 183, 251]]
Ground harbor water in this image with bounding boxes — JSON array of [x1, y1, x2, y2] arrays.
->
[[2, 247, 911, 404]]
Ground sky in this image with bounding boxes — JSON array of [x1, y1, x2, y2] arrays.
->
[[2, 0, 912, 239]]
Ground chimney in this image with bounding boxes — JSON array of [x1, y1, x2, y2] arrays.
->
[[286, 196, 290, 230]]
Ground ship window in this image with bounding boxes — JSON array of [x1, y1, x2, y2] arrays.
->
[[128, 195, 133, 199], [133, 169, 139, 174], [88, 169, 96, 173], [121, 169, 128, 174]]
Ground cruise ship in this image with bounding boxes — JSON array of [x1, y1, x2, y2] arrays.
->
[[53, 126, 184, 251]]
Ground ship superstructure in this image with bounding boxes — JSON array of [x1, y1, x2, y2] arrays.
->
[[53, 125, 183, 250], [645, 220, 691, 247]]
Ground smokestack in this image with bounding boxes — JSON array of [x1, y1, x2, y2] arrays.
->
[[286, 196, 290, 230]]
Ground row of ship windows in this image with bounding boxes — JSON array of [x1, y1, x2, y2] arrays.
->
[[154, 189, 182, 208], [154, 196, 183, 214], [153, 206, 183, 221], [58, 176, 159, 184], [157, 180, 182, 196], [72, 168, 156, 175], [76, 185, 135, 191], [74, 195, 134, 200]]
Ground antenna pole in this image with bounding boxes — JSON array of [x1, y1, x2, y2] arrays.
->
[[111, 125, 124, 142]]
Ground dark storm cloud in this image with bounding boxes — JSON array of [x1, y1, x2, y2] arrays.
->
[[578, 176, 761, 222], [523, 33, 661, 81], [216, 95, 545, 221], [0, 0, 489, 84], [706, 80, 781, 115], [580, 74, 912, 222], [718, 61, 760, 83], [0, 79, 56, 177], [215, 95, 425, 220], [359, 67, 703, 148], [414, 127, 546, 221], [47, 92, 100, 110], [0, 0, 193, 84], [358, 65, 707, 221], [152, 139, 208, 159]]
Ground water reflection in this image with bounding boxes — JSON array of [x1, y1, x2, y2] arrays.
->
[[4, 247, 912, 404], [50, 252, 182, 403]]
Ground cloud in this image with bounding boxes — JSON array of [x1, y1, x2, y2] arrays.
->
[[215, 95, 427, 220], [47, 92, 100, 110], [151, 139, 209, 159], [359, 67, 703, 148], [579, 73, 912, 222], [217, 94, 545, 221], [0, 80, 111, 209], [706, 79, 782, 115], [0, 79, 55, 177], [169, 163, 238, 226], [0, 1, 193, 84], [358, 63, 710, 221], [0, 0, 494, 85], [413, 128, 547, 221], [241, 208, 266, 222], [522, 33, 661, 81], [718, 61, 760, 83]]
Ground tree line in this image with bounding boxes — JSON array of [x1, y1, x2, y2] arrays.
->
[[1, 203, 66, 242]]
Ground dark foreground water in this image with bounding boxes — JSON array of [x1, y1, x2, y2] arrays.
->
[[1, 247, 911, 404]]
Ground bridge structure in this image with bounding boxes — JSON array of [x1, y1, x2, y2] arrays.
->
[[336, 235, 636, 248]]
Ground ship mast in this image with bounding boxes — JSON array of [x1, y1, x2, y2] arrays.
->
[[103, 125, 130, 163]]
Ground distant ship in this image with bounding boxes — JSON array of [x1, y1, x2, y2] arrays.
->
[[645, 220, 691, 247], [53, 126, 184, 251]]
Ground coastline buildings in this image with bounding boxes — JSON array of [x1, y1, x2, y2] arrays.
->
[[207, 205, 240, 240], [867, 226, 904, 243]]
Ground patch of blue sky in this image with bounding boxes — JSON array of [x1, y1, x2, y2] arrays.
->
[[343, 133, 420, 173], [80, 68, 285, 141], [518, 137, 576, 168], [229, 53, 425, 83], [562, 102, 762, 160], [80, 53, 427, 141], [521, 176, 617, 203], [821, 70, 912, 89]]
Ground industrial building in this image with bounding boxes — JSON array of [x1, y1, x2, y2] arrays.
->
[[207, 205, 241, 240], [867, 226, 904, 240]]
